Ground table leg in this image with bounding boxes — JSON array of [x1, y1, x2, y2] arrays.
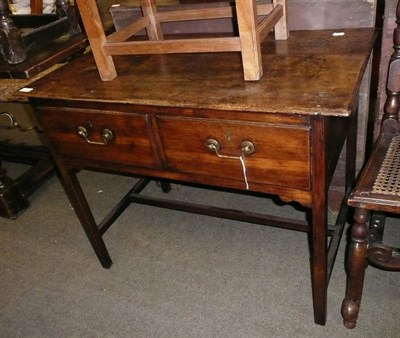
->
[[346, 106, 358, 191], [310, 116, 328, 325], [57, 161, 112, 268], [310, 199, 328, 325], [310, 108, 358, 325]]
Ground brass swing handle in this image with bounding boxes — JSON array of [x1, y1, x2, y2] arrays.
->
[[77, 126, 114, 145], [205, 138, 255, 159]]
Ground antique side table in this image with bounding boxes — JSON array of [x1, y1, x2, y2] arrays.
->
[[17, 28, 376, 325]]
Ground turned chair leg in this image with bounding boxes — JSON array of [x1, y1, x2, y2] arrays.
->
[[341, 207, 369, 329]]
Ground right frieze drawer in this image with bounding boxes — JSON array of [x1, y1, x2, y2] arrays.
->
[[156, 116, 311, 190]]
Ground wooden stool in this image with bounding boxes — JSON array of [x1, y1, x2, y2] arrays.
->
[[75, 0, 288, 81]]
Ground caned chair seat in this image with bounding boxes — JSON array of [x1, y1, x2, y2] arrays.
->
[[347, 132, 400, 271], [349, 133, 400, 212], [372, 134, 400, 196], [341, 0, 400, 329]]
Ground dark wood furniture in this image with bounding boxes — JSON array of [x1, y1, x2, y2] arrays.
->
[[0, 0, 87, 218], [19, 28, 376, 325], [375, 0, 398, 138], [0, 141, 53, 218], [341, 0, 400, 329], [0, 0, 81, 66]]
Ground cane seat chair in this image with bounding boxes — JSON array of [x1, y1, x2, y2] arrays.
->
[[341, 0, 400, 329]]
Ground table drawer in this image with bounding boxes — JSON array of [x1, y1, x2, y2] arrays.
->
[[157, 116, 311, 190], [37, 107, 160, 168]]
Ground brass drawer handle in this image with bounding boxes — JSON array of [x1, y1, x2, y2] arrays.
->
[[205, 139, 255, 159], [240, 140, 256, 155], [77, 126, 114, 145], [205, 138, 255, 190]]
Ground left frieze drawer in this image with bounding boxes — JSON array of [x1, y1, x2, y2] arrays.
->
[[36, 106, 160, 168]]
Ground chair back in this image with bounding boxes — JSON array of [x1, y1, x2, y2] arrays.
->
[[382, 1, 400, 134]]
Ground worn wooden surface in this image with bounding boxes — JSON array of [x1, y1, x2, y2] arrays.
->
[[17, 28, 375, 117], [0, 64, 65, 102]]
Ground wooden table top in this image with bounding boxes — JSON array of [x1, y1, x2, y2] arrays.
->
[[16, 28, 375, 117], [0, 63, 66, 102]]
